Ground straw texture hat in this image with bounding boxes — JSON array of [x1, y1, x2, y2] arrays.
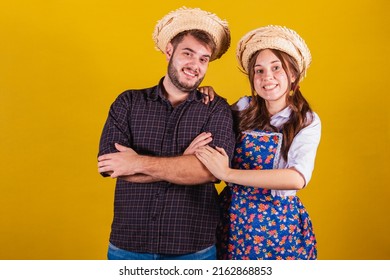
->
[[237, 25, 311, 81], [153, 7, 231, 61]]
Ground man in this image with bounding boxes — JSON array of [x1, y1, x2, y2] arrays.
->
[[97, 7, 235, 260]]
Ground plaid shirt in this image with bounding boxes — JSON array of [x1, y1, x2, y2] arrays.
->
[[99, 78, 235, 255]]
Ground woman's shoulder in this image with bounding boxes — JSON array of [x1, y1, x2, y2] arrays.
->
[[231, 96, 251, 111], [297, 110, 321, 137], [307, 111, 321, 127]]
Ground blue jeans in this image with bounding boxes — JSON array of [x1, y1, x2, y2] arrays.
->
[[107, 242, 216, 260]]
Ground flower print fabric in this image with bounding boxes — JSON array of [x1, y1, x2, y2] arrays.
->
[[217, 130, 317, 260]]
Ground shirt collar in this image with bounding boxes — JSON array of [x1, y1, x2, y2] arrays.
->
[[271, 106, 292, 120], [147, 77, 203, 103]]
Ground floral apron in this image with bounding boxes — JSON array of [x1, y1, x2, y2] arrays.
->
[[217, 130, 317, 260]]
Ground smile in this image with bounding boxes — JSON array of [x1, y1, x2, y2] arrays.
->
[[263, 84, 278, 90], [183, 68, 197, 77]]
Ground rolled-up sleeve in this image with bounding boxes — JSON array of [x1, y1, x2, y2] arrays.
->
[[204, 99, 236, 162], [98, 92, 132, 157], [285, 112, 321, 186]]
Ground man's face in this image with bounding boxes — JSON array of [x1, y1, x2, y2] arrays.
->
[[167, 34, 212, 92]]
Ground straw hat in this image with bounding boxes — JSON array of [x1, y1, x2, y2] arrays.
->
[[237, 25, 311, 81], [153, 7, 231, 61]]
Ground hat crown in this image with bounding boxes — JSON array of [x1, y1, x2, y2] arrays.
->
[[237, 25, 311, 81], [153, 7, 231, 61]]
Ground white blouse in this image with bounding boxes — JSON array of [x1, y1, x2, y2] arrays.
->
[[231, 96, 321, 196]]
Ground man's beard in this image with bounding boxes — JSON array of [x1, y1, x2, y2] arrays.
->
[[167, 59, 204, 92]]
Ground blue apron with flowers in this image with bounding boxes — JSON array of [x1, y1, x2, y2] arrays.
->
[[217, 130, 317, 260]]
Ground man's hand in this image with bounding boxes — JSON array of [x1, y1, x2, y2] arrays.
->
[[183, 132, 213, 155], [98, 143, 140, 178]]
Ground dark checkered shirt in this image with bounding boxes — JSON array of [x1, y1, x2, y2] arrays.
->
[[98, 78, 235, 255]]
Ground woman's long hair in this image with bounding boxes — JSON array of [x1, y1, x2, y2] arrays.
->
[[235, 49, 314, 161]]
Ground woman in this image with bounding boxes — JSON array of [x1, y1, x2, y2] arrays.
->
[[195, 25, 321, 259]]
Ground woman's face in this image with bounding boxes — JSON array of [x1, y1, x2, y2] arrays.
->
[[252, 49, 295, 113]]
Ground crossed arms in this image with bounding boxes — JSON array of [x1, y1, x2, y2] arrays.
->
[[98, 133, 217, 185]]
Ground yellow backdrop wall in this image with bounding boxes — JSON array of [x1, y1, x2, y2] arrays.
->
[[0, 0, 389, 259]]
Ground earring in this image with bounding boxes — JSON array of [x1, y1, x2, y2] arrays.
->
[[289, 89, 294, 96]]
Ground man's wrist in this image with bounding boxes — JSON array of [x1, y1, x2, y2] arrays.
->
[[133, 155, 150, 175]]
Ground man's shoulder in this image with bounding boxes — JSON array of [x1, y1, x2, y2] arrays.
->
[[115, 84, 158, 101], [209, 94, 231, 109], [120, 84, 158, 96]]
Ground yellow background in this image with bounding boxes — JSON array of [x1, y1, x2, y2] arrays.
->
[[0, 0, 389, 260]]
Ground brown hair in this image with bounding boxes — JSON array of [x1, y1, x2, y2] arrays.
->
[[170, 29, 217, 57], [235, 49, 314, 161]]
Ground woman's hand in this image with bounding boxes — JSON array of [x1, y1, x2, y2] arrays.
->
[[198, 86, 217, 104], [195, 145, 231, 181], [183, 132, 213, 155]]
